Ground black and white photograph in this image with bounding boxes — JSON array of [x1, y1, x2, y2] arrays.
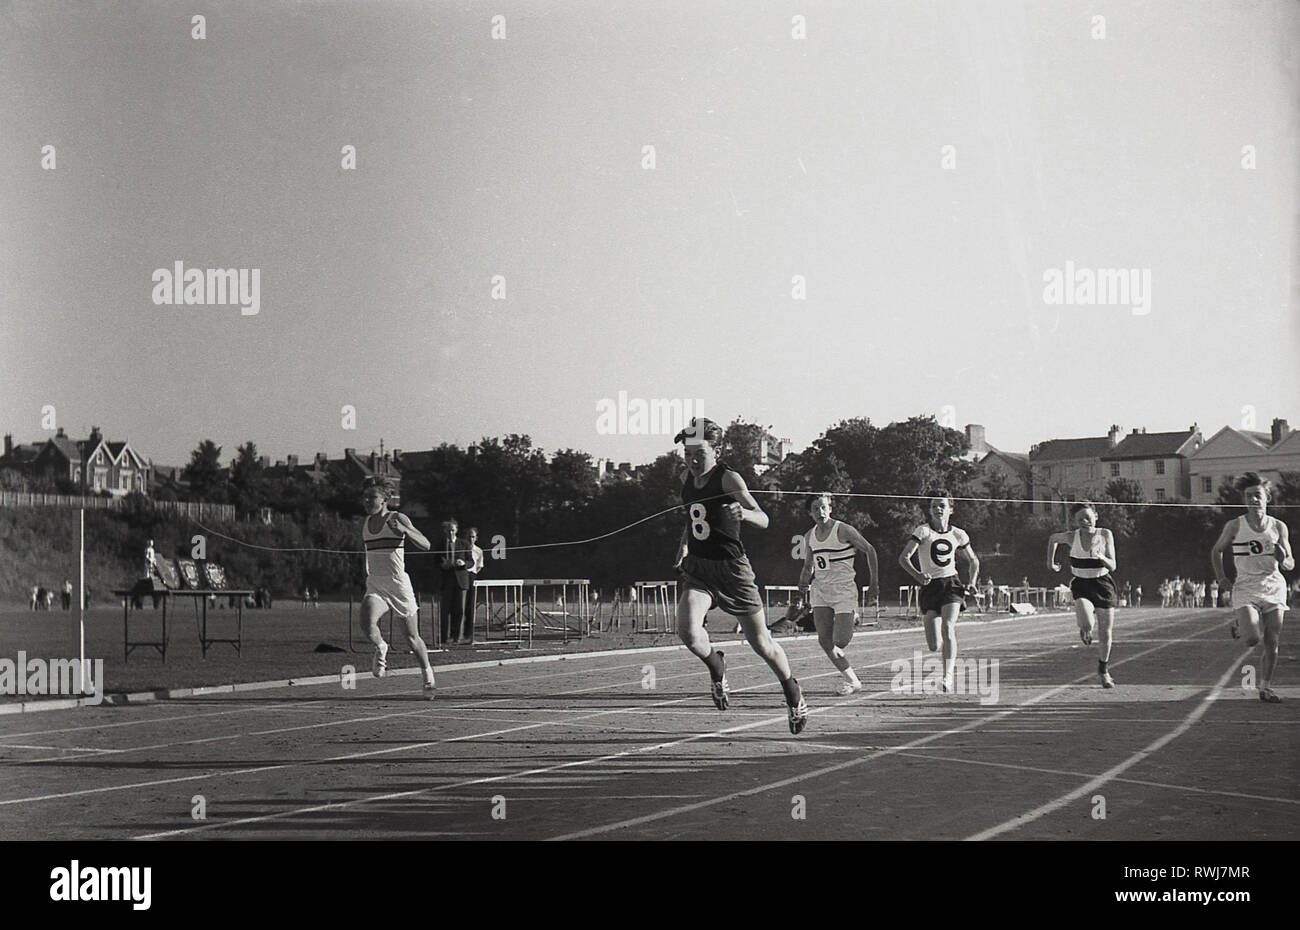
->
[[1, 0, 1295, 912]]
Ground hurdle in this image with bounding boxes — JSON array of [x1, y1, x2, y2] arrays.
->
[[522, 579, 591, 642], [898, 585, 919, 617], [473, 578, 528, 647], [764, 585, 801, 613], [858, 587, 880, 626], [632, 581, 676, 633]]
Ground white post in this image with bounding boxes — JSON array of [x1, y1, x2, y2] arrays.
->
[[79, 508, 86, 687]]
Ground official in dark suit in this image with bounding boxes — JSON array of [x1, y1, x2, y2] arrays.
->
[[439, 518, 471, 643]]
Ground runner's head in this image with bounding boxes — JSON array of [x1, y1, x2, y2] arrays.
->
[[807, 493, 833, 524], [1071, 501, 1098, 529], [926, 490, 954, 531], [361, 476, 394, 514], [675, 417, 723, 478], [1238, 473, 1270, 514]]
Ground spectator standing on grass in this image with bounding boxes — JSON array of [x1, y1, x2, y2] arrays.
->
[[62, 579, 72, 610], [1210, 579, 1219, 607], [462, 526, 483, 642], [29, 585, 38, 611]]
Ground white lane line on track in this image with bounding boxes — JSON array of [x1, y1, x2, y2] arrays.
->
[[889, 749, 1300, 807], [0, 605, 1200, 739], [965, 648, 1252, 840], [0, 655, 682, 741], [129, 625, 1115, 840], [545, 623, 1220, 840], [9, 613, 1208, 822], [0, 744, 124, 754], [5, 616, 1056, 764], [134, 683, 892, 840], [2, 653, 721, 762], [0, 656, 764, 781]]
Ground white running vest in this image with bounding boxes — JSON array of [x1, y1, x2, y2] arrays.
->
[[808, 521, 856, 586], [911, 524, 969, 579], [1068, 529, 1109, 579], [1231, 516, 1283, 579]]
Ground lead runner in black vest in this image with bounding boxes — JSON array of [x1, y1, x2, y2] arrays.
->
[[673, 418, 808, 734]]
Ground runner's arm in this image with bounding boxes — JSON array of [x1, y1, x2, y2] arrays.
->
[[898, 537, 929, 585], [1210, 519, 1236, 586], [721, 471, 769, 530]]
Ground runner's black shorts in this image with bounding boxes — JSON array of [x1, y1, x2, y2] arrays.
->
[[1070, 574, 1119, 610], [919, 576, 967, 614], [678, 553, 765, 617]]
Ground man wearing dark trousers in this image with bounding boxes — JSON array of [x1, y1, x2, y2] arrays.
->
[[439, 518, 471, 644]]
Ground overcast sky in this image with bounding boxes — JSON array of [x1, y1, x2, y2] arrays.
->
[[2, 0, 1296, 467]]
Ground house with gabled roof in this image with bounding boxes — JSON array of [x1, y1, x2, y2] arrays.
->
[[974, 448, 1031, 504], [3, 427, 152, 495], [1188, 418, 1299, 504], [1099, 425, 1203, 503], [1027, 426, 1123, 514]]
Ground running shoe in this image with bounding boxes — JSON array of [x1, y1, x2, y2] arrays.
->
[[422, 680, 436, 700], [834, 678, 862, 696], [940, 674, 954, 694], [710, 674, 730, 711], [788, 695, 809, 734], [1259, 688, 1282, 704], [1099, 669, 1115, 688], [372, 641, 389, 678], [709, 651, 730, 710]]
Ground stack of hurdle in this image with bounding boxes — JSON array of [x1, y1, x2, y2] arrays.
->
[[521, 579, 591, 643], [632, 581, 676, 633]]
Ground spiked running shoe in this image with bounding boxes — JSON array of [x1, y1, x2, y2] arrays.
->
[[372, 641, 389, 678], [787, 696, 809, 734]]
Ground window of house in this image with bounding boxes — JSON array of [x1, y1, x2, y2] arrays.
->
[[1155, 460, 1165, 475], [1201, 476, 1212, 493], [1155, 488, 1166, 501], [1110, 463, 1120, 477]]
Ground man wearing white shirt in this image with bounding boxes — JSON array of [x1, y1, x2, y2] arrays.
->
[[463, 527, 484, 642]]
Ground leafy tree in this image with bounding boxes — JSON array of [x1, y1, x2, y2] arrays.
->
[[229, 441, 268, 517], [182, 440, 226, 502]]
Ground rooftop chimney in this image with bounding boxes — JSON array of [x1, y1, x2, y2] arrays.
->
[[287, 454, 299, 468], [56, 427, 66, 438], [1107, 425, 1121, 447], [314, 452, 328, 469], [965, 424, 987, 455], [1272, 418, 1291, 444], [2, 434, 11, 457]]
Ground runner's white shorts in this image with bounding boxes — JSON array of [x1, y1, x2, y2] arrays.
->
[[364, 574, 419, 619], [1233, 572, 1288, 615], [811, 580, 859, 615]]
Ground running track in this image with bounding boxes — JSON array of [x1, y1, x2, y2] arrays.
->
[[0, 608, 1294, 840]]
